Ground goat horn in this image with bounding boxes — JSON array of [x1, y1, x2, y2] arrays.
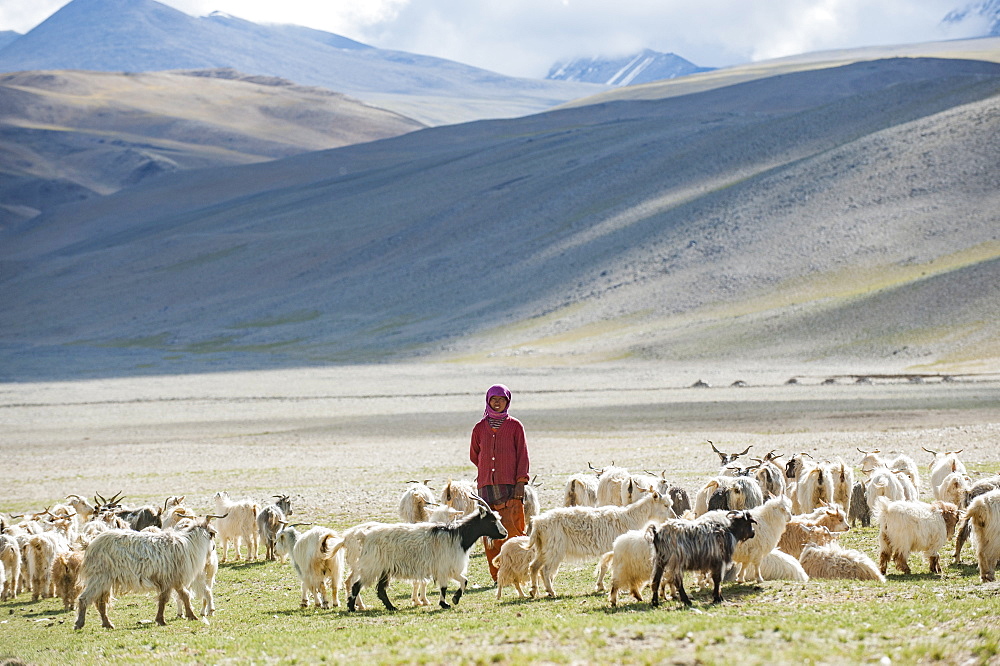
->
[[737, 445, 752, 456], [709, 440, 722, 454]]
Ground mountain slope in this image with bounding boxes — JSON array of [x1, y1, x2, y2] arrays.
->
[[0, 69, 424, 225], [0, 0, 605, 126], [547, 49, 711, 86], [1, 57, 999, 379]]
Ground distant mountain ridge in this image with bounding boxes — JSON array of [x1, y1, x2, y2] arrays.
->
[[547, 49, 711, 86], [0, 0, 605, 126]]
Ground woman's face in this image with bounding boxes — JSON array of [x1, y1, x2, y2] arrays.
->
[[489, 395, 509, 412]]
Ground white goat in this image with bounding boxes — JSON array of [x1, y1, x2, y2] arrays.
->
[[495, 535, 533, 600], [796, 463, 834, 514], [564, 473, 598, 507], [937, 472, 973, 509], [799, 543, 885, 581], [594, 464, 631, 506], [0, 534, 21, 600], [346, 502, 507, 611], [213, 491, 259, 562], [439, 479, 479, 517], [74, 517, 219, 629], [598, 527, 667, 607], [26, 531, 69, 600], [876, 498, 961, 575], [52, 550, 85, 611], [257, 494, 292, 561], [287, 526, 344, 609], [865, 465, 906, 514], [923, 447, 967, 500], [528, 490, 675, 598], [398, 482, 436, 523], [965, 489, 1000, 582], [731, 495, 793, 583], [758, 550, 809, 582], [176, 543, 218, 618]]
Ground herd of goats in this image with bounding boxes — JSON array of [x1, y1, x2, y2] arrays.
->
[[2, 442, 1000, 629]]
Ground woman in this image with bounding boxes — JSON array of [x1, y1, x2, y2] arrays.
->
[[469, 384, 530, 582]]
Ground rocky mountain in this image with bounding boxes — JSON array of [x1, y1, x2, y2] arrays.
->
[[0, 68, 425, 226], [0, 31, 19, 50], [2, 54, 998, 380], [0, 0, 604, 126], [547, 49, 711, 86]]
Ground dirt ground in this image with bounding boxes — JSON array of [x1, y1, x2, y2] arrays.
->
[[2, 362, 998, 524]]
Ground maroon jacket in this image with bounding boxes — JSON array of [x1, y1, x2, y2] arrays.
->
[[470, 416, 530, 489]]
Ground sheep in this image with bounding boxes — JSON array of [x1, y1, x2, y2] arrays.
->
[[398, 481, 436, 523], [876, 498, 961, 575], [213, 491, 260, 562], [796, 463, 834, 513], [758, 550, 809, 582], [923, 447, 967, 499], [848, 481, 871, 527], [799, 543, 885, 581], [528, 490, 675, 598], [74, 516, 221, 629], [730, 495, 793, 583], [257, 494, 293, 561], [649, 510, 757, 607], [440, 479, 479, 517], [564, 473, 598, 507], [282, 526, 344, 609], [954, 475, 1000, 564], [26, 531, 69, 600], [495, 535, 533, 600], [964, 489, 1000, 582], [0, 534, 21, 600], [51, 550, 85, 611], [346, 500, 506, 611]]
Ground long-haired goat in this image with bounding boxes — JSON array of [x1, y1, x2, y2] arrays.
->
[[528, 490, 675, 598], [347, 500, 506, 611], [440, 479, 479, 517], [876, 498, 961, 575], [495, 535, 533, 600], [731, 495, 793, 583], [799, 543, 885, 581], [923, 447, 967, 500], [564, 473, 598, 507], [758, 549, 809, 582], [649, 510, 757, 607], [213, 491, 259, 562], [26, 531, 69, 600], [0, 534, 21, 600], [257, 494, 293, 561], [954, 475, 1000, 564], [52, 550, 85, 610], [964, 488, 1000, 582], [74, 516, 221, 629], [398, 481, 436, 523], [277, 525, 344, 609]]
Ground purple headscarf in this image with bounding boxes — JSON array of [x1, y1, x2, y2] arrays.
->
[[484, 384, 511, 420]]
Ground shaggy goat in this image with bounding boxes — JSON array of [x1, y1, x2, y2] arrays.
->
[[213, 491, 260, 562], [876, 498, 961, 575], [278, 525, 344, 609], [52, 550, 85, 610], [398, 482, 436, 523], [26, 531, 69, 600], [528, 491, 675, 598], [954, 475, 1000, 564], [74, 517, 220, 629], [495, 535, 533, 600], [347, 501, 506, 611], [731, 495, 793, 583], [257, 494, 293, 561], [594, 463, 631, 506], [758, 549, 809, 582], [964, 489, 1000, 582], [923, 447, 967, 500], [799, 543, 885, 581], [649, 510, 757, 606], [440, 479, 479, 517], [564, 473, 599, 507], [796, 463, 834, 514], [0, 534, 20, 600], [848, 481, 871, 527]]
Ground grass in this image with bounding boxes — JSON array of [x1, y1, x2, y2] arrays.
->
[[3, 524, 998, 665]]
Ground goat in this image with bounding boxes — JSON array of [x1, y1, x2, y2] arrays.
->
[[564, 473, 598, 507], [330, 521, 385, 612], [752, 452, 786, 499], [707, 472, 764, 513], [26, 531, 69, 600], [964, 489, 1000, 582], [176, 541, 218, 618], [923, 447, 967, 500], [796, 463, 834, 514], [528, 490, 675, 598], [710, 441, 752, 474], [847, 481, 871, 527], [213, 491, 260, 562], [758, 549, 809, 582], [777, 504, 849, 558], [865, 465, 906, 515], [523, 475, 542, 533], [495, 535, 533, 600], [440, 479, 479, 517], [826, 460, 854, 517], [257, 494, 293, 561], [398, 481, 436, 523], [857, 449, 920, 490], [0, 534, 21, 600], [649, 510, 757, 606], [598, 527, 665, 607], [937, 472, 972, 509], [954, 475, 1000, 564], [277, 525, 344, 609], [593, 463, 631, 506], [876, 498, 961, 575], [799, 543, 885, 581], [730, 495, 793, 583], [51, 550, 85, 610], [346, 500, 506, 611], [74, 516, 221, 629]]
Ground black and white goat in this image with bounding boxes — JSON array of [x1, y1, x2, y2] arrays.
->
[[346, 498, 506, 611]]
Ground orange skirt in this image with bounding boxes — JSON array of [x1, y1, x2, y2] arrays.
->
[[483, 498, 526, 581]]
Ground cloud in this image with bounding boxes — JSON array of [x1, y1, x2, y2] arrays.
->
[[0, 0, 989, 77]]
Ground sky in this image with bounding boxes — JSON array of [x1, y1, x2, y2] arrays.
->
[[0, 0, 991, 78]]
